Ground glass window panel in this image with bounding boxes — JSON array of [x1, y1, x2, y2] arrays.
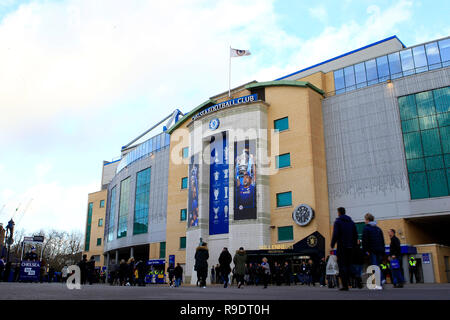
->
[[409, 172, 429, 199], [278, 226, 294, 242], [425, 42, 442, 70], [398, 95, 417, 120], [448, 169, 450, 191], [156, 135, 161, 150], [433, 87, 450, 113], [180, 209, 187, 221], [98, 218, 103, 227], [440, 126, 450, 154], [388, 52, 402, 78], [421, 129, 442, 156], [165, 133, 170, 147], [436, 112, 450, 127], [427, 170, 449, 197], [425, 156, 444, 170], [400, 49, 415, 75], [415, 91, 435, 117], [182, 147, 189, 159], [403, 132, 423, 159], [180, 237, 186, 249], [354, 62, 367, 84], [334, 69, 345, 91], [402, 119, 419, 133], [444, 154, 450, 168], [276, 191, 292, 207], [376, 55, 390, 81], [117, 177, 131, 238], [181, 177, 188, 189], [407, 158, 425, 173], [412, 45, 428, 72], [276, 153, 291, 168], [159, 242, 166, 259], [274, 117, 289, 132], [344, 66, 356, 90], [438, 38, 450, 65], [365, 59, 378, 85], [419, 115, 438, 130]]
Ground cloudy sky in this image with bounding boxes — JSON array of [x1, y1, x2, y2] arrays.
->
[[0, 0, 449, 235]]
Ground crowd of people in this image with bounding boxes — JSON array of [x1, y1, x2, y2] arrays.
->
[[193, 208, 421, 290]]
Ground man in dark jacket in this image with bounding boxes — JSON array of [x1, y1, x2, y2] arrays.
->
[[362, 213, 386, 287], [136, 260, 147, 286], [87, 256, 96, 285], [331, 207, 358, 291], [194, 242, 209, 288], [388, 229, 404, 280], [174, 263, 183, 287], [167, 263, 175, 287], [283, 261, 291, 286], [77, 254, 88, 285], [318, 257, 326, 287], [233, 247, 247, 288], [218, 247, 232, 288]]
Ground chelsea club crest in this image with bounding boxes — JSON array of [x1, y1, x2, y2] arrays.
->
[[209, 118, 220, 130]]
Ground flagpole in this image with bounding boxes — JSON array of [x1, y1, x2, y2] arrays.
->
[[228, 45, 231, 98]]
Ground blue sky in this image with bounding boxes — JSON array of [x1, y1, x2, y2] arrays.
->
[[0, 0, 449, 234]]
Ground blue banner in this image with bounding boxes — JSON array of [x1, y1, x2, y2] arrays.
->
[[188, 154, 199, 228], [209, 132, 229, 235], [19, 260, 41, 282]]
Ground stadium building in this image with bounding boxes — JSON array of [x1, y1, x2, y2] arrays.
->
[[83, 35, 450, 283]]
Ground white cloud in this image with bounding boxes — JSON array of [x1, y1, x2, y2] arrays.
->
[[272, 0, 414, 78], [0, 180, 98, 233], [308, 5, 328, 23]]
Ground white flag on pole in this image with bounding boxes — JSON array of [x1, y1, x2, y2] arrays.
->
[[230, 48, 251, 57]]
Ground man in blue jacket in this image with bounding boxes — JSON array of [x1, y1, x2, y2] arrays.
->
[[331, 207, 358, 291], [362, 213, 386, 288]]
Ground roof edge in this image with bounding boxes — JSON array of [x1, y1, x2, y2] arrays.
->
[[275, 35, 405, 81], [245, 80, 324, 95], [167, 99, 216, 134]]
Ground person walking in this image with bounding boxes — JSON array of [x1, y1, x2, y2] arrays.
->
[[0, 256, 5, 282], [218, 247, 232, 288], [174, 263, 183, 287], [118, 259, 127, 286], [215, 264, 220, 284], [194, 242, 209, 288], [167, 263, 175, 287], [306, 260, 315, 286], [326, 252, 339, 288], [299, 260, 307, 285], [136, 259, 147, 287], [330, 207, 358, 291], [283, 261, 291, 286], [127, 257, 135, 286], [210, 266, 215, 284], [87, 256, 96, 285], [389, 255, 404, 288], [408, 256, 420, 283], [78, 254, 88, 285], [233, 247, 247, 288], [362, 213, 386, 289], [61, 265, 68, 284], [351, 240, 364, 289], [261, 257, 270, 289], [389, 229, 404, 281], [318, 257, 326, 287]]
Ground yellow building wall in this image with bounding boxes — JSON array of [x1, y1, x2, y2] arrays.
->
[[165, 120, 190, 265], [265, 85, 330, 246], [297, 73, 324, 92], [416, 244, 450, 284], [83, 189, 107, 267]]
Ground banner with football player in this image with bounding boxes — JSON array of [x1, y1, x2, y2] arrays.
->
[[188, 154, 199, 228], [234, 139, 257, 220]]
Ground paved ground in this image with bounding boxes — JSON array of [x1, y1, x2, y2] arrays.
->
[[1, 282, 450, 300]]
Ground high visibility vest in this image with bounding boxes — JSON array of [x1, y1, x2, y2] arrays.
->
[[380, 264, 387, 270], [409, 260, 417, 267]]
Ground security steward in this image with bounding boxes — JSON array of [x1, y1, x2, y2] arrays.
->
[[408, 256, 420, 283]]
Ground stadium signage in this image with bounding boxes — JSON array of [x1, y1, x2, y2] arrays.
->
[[191, 94, 258, 121]]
